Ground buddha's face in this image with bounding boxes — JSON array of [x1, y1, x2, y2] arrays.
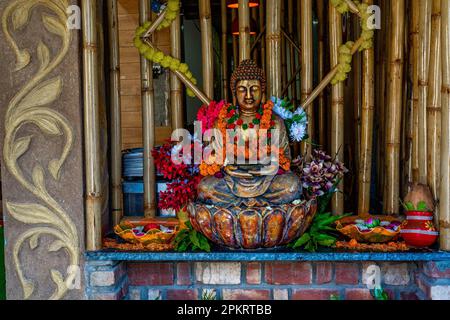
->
[[236, 80, 262, 113]]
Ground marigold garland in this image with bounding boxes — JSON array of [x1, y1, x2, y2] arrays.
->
[[199, 100, 291, 176], [134, 1, 197, 97], [330, 0, 375, 85]]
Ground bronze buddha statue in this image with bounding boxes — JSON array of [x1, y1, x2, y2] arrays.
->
[[188, 60, 316, 249], [197, 60, 302, 207]]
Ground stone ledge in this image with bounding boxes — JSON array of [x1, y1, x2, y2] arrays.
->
[[85, 249, 450, 262]]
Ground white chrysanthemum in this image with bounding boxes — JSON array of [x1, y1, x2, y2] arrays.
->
[[271, 96, 293, 120], [289, 121, 307, 142]]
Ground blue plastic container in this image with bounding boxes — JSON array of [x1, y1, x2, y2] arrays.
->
[[123, 181, 144, 216]]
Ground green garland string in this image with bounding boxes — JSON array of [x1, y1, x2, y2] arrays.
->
[[133, 0, 197, 97], [330, 0, 375, 85]]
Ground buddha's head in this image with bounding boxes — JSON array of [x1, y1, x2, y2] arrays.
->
[[230, 59, 266, 113]]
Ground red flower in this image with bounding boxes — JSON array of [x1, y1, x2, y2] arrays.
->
[[228, 123, 236, 129], [249, 123, 254, 129], [236, 119, 244, 126], [255, 113, 262, 119]]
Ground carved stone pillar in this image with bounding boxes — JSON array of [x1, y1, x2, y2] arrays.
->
[[0, 0, 86, 299]]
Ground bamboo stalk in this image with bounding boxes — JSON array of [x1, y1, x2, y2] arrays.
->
[[250, 25, 266, 53], [384, 0, 405, 215], [288, 0, 297, 102], [418, 0, 432, 184], [232, 10, 239, 69], [82, 0, 102, 250], [252, 4, 259, 63], [440, 0, 450, 251], [281, 0, 287, 90], [259, 0, 266, 73], [296, 0, 302, 102], [329, 2, 344, 215], [170, 15, 184, 130], [353, 13, 362, 188], [427, 0, 441, 229], [266, 0, 282, 97], [238, 0, 251, 61], [411, 0, 420, 183], [302, 36, 364, 108], [358, 0, 375, 216], [317, 0, 326, 149], [142, 8, 168, 38], [139, 0, 156, 217], [221, 0, 229, 101], [301, 0, 314, 155], [281, 29, 302, 55], [199, 0, 214, 99], [107, 0, 123, 227]]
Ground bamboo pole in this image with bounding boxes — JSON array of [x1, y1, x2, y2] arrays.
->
[[301, 0, 314, 155], [384, 0, 405, 215], [317, 0, 326, 149], [170, 15, 184, 130], [358, 0, 375, 216], [221, 0, 229, 101], [418, 0, 432, 184], [107, 0, 123, 227], [296, 0, 301, 102], [252, 5, 259, 63], [238, 0, 251, 61], [440, 0, 450, 251], [353, 13, 362, 185], [329, 2, 344, 215], [427, 0, 442, 228], [232, 10, 239, 69], [139, 0, 156, 217], [82, 0, 102, 250], [259, 0, 266, 74], [266, 0, 282, 97], [411, 0, 420, 183], [288, 0, 297, 102], [199, 0, 214, 99], [281, 0, 287, 90]]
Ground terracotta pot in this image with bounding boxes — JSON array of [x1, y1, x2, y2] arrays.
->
[[400, 211, 438, 248], [187, 199, 318, 249]]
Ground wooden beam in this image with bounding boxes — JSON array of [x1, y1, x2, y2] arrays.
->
[[221, 0, 229, 101]]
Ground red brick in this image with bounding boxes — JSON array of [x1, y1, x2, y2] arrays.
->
[[223, 289, 270, 300], [246, 262, 262, 285], [292, 289, 340, 300], [265, 262, 312, 285], [423, 262, 450, 279], [128, 263, 173, 286], [345, 289, 374, 300], [335, 263, 359, 285], [315, 262, 333, 284], [167, 289, 198, 300], [177, 263, 192, 285]]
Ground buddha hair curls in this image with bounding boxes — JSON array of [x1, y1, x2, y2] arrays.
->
[[230, 59, 266, 97]]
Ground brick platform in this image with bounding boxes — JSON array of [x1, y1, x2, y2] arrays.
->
[[84, 259, 450, 300]]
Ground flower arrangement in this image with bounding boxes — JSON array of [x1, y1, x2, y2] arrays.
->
[[199, 99, 292, 176], [332, 41, 354, 85], [155, 0, 181, 30], [271, 97, 308, 142], [293, 149, 348, 199], [152, 142, 201, 212], [197, 100, 226, 133]]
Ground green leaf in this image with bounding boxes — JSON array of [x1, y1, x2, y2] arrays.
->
[[317, 239, 336, 247], [293, 233, 311, 249], [189, 231, 200, 248], [416, 201, 429, 212]]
